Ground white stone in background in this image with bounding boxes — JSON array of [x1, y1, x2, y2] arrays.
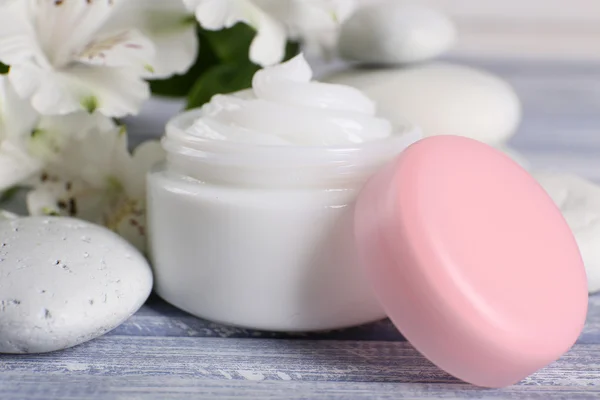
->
[[533, 172, 600, 293], [0, 217, 153, 354], [325, 63, 522, 145], [339, 3, 457, 65]]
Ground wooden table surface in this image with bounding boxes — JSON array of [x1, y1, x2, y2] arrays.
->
[[2, 59, 600, 399]]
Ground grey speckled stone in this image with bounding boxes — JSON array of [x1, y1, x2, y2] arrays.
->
[[0, 217, 153, 354]]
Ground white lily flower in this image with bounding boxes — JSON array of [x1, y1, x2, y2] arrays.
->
[[0, 75, 44, 190], [0, 75, 116, 191], [263, 0, 357, 59], [104, 0, 199, 79], [27, 126, 165, 253], [185, 0, 355, 66], [0, 75, 161, 251], [0, 0, 198, 117]]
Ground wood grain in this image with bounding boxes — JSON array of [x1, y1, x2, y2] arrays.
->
[[0, 295, 598, 399], [0, 339, 598, 399], [103, 294, 600, 344]]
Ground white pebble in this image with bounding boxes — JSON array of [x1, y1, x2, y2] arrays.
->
[[534, 172, 600, 293], [339, 3, 457, 65], [0, 217, 153, 353], [325, 63, 522, 145]]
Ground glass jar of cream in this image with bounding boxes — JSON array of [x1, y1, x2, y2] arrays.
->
[[147, 55, 420, 331]]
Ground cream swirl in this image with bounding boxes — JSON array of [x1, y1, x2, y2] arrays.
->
[[186, 54, 393, 146]]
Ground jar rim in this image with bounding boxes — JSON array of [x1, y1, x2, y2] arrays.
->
[[164, 108, 422, 168]]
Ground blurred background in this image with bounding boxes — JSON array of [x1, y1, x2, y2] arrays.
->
[[359, 0, 600, 174], [336, 0, 600, 180], [131, 0, 600, 180], [361, 0, 600, 61]]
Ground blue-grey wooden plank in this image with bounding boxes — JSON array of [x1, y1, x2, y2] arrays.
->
[[582, 295, 600, 343], [469, 59, 600, 152], [103, 294, 600, 344], [107, 294, 405, 341], [1, 377, 600, 400], [0, 338, 598, 400]]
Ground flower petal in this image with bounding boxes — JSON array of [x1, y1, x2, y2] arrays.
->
[[43, 123, 127, 190], [27, 137, 152, 253], [26, 178, 107, 220], [29, 0, 120, 68], [260, 0, 356, 58], [1, 0, 156, 117], [300, 0, 357, 22], [123, 140, 165, 199], [0, 140, 42, 191], [0, 75, 38, 142], [28, 112, 116, 163], [27, 127, 128, 220], [107, 0, 199, 79], [188, 0, 287, 66], [0, 1, 46, 67], [248, 9, 287, 66], [76, 29, 156, 75], [10, 62, 150, 117], [185, 0, 241, 30], [26, 185, 62, 216], [0, 76, 41, 190]]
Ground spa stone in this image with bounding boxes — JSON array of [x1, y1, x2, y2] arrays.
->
[[0, 217, 152, 353], [325, 63, 522, 145], [339, 3, 457, 64]]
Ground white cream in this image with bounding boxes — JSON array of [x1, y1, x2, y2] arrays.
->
[[148, 58, 420, 332], [186, 54, 393, 146]]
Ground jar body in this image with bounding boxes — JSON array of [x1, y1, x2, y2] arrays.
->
[[147, 167, 386, 331]]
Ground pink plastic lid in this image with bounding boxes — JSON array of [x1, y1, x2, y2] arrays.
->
[[355, 136, 588, 388]]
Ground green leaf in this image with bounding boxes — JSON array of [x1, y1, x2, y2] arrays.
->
[[0, 63, 8, 75], [204, 23, 300, 64], [283, 41, 301, 62], [186, 62, 260, 109], [151, 16, 301, 100], [149, 26, 220, 98], [149, 24, 259, 98], [202, 23, 257, 63], [185, 39, 302, 109]]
